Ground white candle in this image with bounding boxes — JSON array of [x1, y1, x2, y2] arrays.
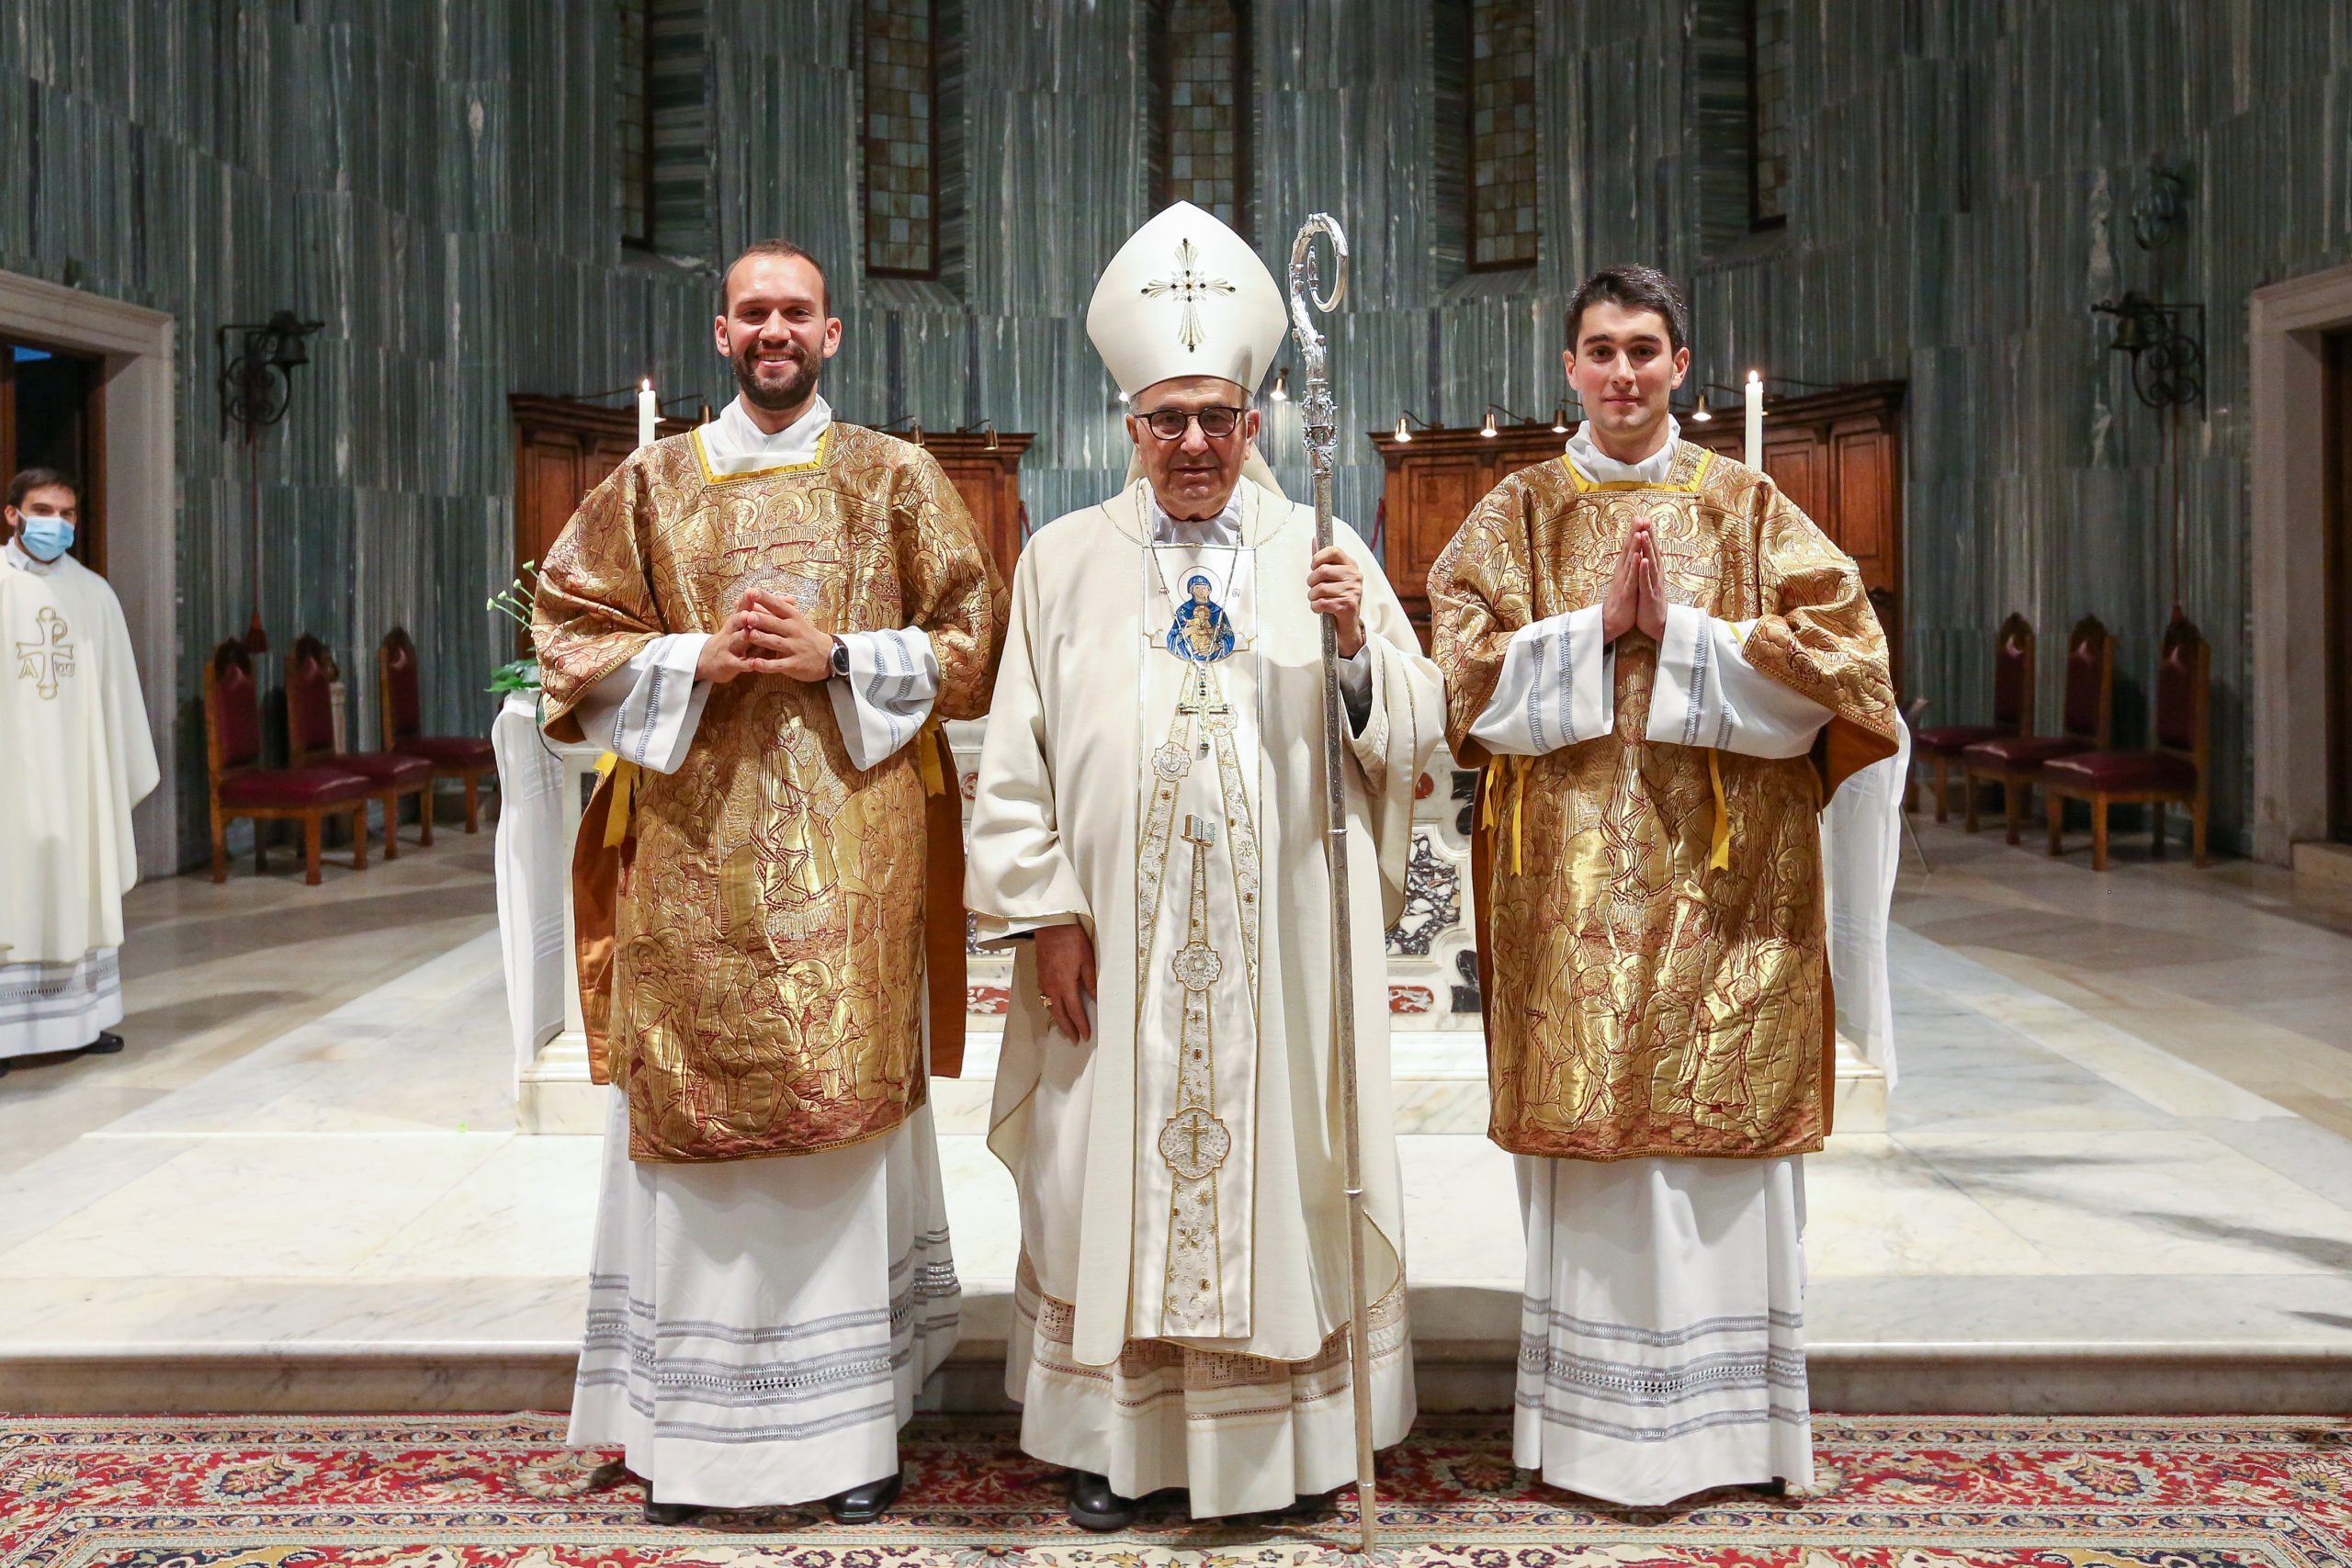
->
[[1744, 370, 1764, 470], [638, 378, 658, 449]]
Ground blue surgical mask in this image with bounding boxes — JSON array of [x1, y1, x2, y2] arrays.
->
[[17, 514, 73, 561]]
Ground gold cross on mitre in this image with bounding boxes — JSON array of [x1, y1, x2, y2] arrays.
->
[[1138, 237, 1236, 354], [16, 605, 74, 700]]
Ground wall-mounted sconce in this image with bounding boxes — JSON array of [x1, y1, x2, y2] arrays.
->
[[2130, 161, 2190, 251], [217, 310, 324, 442], [1551, 403, 1572, 434], [877, 413, 927, 446], [2091, 291, 2205, 411], [217, 310, 324, 652], [1269, 367, 1291, 402], [958, 419, 1001, 451]]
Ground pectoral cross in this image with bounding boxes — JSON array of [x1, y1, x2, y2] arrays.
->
[[1177, 665, 1227, 755], [16, 607, 74, 700]]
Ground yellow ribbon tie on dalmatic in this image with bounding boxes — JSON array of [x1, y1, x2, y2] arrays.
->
[[914, 715, 948, 795], [595, 752, 641, 848], [1706, 750, 1732, 871], [1705, 622, 1744, 874], [1480, 755, 1532, 875]]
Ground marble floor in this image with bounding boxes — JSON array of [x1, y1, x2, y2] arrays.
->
[[6, 815, 2352, 1413]]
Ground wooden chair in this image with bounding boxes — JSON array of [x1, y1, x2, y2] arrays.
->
[[1913, 613, 2034, 823], [204, 639, 376, 886], [1960, 615, 2114, 844], [287, 634, 435, 860], [2042, 610, 2211, 870], [379, 626, 497, 832]]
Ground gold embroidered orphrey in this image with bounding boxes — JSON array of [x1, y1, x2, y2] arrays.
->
[[16, 605, 73, 699], [1135, 571, 1262, 1335], [1428, 441, 1898, 1164], [1139, 237, 1237, 355], [533, 422, 1005, 1165]]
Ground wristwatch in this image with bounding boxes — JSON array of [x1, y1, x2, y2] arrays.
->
[[829, 636, 851, 677]]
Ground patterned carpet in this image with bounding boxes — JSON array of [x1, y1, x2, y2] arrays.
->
[[4, 1413, 2350, 1567]]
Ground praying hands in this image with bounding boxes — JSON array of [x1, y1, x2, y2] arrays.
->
[[1600, 513, 1669, 644]]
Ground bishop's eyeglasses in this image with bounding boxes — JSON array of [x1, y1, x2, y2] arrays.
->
[[1138, 404, 1247, 440]]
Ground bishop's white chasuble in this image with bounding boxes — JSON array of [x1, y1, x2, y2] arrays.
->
[[969, 479, 1443, 1517], [1, 540, 158, 1060]]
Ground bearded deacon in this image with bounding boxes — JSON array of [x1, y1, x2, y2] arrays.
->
[[967, 202, 1445, 1529], [1429, 266, 1900, 1506], [533, 239, 1004, 1525]]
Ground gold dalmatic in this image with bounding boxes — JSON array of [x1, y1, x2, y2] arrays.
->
[[1428, 443, 1898, 1163], [533, 423, 1004, 1164]]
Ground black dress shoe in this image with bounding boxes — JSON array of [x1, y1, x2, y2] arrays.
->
[[83, 1032, 124, 1055], [643, 1499, 701, 1525], [1067, 1470, 1138, 1532], [826, 1470, 903, 1523]]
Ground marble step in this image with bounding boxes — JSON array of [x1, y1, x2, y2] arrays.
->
[[6, 1302, 2345, 1417]]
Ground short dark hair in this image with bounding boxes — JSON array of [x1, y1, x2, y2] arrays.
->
[[1566, 265, 1690, 355], [7, 467, 77, 510], [721, 238, 830, 315]]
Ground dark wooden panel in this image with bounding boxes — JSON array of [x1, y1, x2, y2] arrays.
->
[[1831, 423, 1893, 573], [1764, 438, 1824, 526], [522, 444, 582, 569]]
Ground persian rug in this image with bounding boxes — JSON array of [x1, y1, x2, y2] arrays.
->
[[4, 1413, 2350, 1566]]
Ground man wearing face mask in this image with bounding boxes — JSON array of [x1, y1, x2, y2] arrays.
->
[[0, 468, 159, 1078]]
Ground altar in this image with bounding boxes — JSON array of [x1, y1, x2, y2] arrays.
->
[[489, 702, 1889, 1135]]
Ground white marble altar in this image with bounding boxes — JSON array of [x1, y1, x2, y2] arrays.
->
[[490, 716, 1889, 1138]]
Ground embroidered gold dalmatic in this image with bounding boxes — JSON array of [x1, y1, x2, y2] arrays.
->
[[534, 423, 1005, 1164], [1428, 443, 1897, 1162]]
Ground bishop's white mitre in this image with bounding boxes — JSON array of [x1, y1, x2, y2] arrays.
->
[[1087, 201, 1285, 400], [1090, 201, 1291, 500]]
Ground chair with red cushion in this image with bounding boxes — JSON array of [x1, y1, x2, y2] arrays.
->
[[204, 639, 375, 886], [1914, 613, 2034, 823], [379, 626, 497, 833], [1960, 615, 2114, 844], [287, 634, 435, 860], [2042, 610, 2210, 871]]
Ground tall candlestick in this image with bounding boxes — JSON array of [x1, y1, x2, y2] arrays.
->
[[638, 378, 658, 449], [1744, 370, 1763, 470]]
